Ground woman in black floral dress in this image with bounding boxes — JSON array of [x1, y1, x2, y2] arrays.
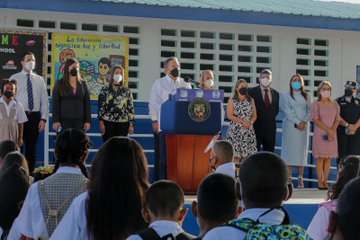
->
[[98, 65, 134, 142], [226, 79, 257, 162]]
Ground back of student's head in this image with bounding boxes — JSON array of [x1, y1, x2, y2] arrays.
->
[[0, 152, 30, 233], [197, 173, 238, 223], [0, 151, 28, 177], [240, 152, 288, 207], [336, 177, 360, 240], [328, 155, 360, 200], [53, 128, 90, 177], [0, 140, 18, 163], [87, 136, 149, 240], [213, 140, 234, 164], [145, 180, 184, 217]]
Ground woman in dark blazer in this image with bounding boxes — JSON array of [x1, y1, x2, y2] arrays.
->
[[52, 58, 91, 132]]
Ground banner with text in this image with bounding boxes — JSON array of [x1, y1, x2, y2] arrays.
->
[[0, 29, 47, 81], [51, 33, 129, 99]]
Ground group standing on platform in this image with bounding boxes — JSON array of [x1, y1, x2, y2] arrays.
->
[[2, 54, 360, 239]]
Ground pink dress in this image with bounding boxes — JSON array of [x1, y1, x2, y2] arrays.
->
[[310, 101, 341, 158]]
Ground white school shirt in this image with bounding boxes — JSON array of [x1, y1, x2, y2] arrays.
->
[[149, 75, 191, 130], [0, 97, 27, 123], [202, 208, 285, 240], [10, 70, 49, 119], [307, 206, 332, 240], [215, 162, 236, 178], [50, 191, 89, 240], [127, 220, 185, 240], [8, 167, 83, 240]]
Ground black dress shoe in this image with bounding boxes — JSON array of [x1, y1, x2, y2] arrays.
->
[[317, 186, 328, 190]]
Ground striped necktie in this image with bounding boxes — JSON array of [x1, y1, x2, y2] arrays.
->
[[27, 74, 34, 111]]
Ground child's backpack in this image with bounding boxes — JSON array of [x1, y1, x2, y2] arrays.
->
[[226, 217, 311, 239], [136, 227, 200, 240]]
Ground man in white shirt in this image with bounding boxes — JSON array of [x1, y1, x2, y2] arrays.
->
[[127, 180, 196, 240], [148, 57, 191, 180], [202, 152, 308, 240], [209, 140, 236, 178], [10, 52, 49, 175]]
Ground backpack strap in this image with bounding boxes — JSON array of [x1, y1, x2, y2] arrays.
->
[[225, 217, 256, 233], [175, 232, 199, 240], [136, 228, 162, 240]]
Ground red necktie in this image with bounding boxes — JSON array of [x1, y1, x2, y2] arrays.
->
[[264, 89, 270, 109]]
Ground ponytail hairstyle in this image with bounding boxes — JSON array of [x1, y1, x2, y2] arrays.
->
[[52, 128, 91, 178]]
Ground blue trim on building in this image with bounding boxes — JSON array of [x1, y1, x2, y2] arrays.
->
[[1, 0, 360, 31]]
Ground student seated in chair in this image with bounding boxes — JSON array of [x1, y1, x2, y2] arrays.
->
[[127, 180, 197, 240]]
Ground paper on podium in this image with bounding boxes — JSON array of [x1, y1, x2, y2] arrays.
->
[[204, 131, 221, 153]]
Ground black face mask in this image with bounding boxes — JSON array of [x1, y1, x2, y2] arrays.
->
[[170, 68, 179, 78], [345, 88, 353, 97], [70, 68, 78, 77], [239, 87, 248, 95], [3, 90, 14, 99]]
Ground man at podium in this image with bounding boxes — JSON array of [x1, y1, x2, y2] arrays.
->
[[149, 57, 191, 180]]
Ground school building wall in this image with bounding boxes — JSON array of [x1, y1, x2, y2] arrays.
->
[[1, 8, 360, 101]]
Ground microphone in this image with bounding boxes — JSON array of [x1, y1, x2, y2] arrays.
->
[[168, 88, 181, 101], [183, 75, 200, 87]]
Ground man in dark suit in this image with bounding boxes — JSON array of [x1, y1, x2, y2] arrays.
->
[[248, 69, 279, 152]]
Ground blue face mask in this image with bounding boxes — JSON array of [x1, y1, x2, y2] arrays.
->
[[291, 81, 301, 90]]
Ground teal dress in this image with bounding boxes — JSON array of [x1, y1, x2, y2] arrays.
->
[[280, 91, 311, 166]]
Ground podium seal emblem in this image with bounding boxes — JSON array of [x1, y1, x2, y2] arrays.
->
[[188, 97, 211, 122]]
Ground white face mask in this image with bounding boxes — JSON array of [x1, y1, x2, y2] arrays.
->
[[204, 79, 214, 88], [25, 60, 35, 71], [113, 74, 123, 83], [260, 77, 272, 87], [321, 90, 331, 98]]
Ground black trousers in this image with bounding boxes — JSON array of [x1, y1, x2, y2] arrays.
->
[[23, 111, 41, 175], [61, 119, 84, 131], [153, 131, 166, 180], [255, 129, 276, 152], [337, 128, 360, 165], [102, 120, 129, 142]]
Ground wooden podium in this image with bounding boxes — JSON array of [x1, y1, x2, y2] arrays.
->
[[166, 134, 212, 194], [160, 89, 224, 194]]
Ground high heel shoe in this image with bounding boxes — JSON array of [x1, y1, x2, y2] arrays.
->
[[297, 177, 304, 189]]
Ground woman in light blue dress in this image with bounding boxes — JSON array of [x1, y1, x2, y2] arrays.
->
[[280, 74, 311, 188]]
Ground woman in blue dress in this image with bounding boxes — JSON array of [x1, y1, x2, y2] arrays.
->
[[280, 74, 311, 188]]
